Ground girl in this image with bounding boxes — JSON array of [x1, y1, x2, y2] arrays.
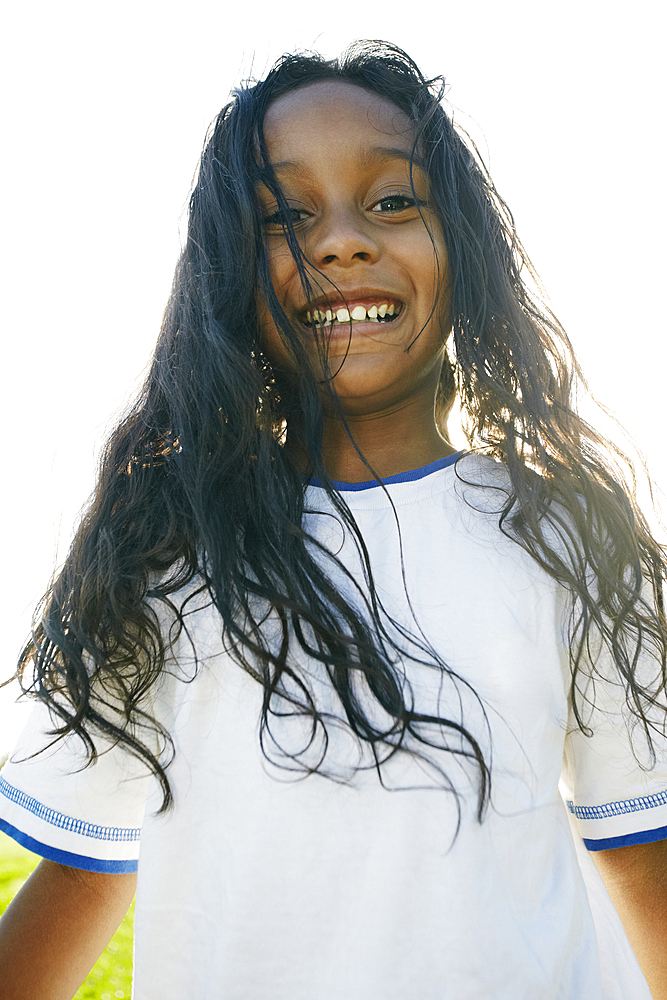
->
[[1, 41, 666, 1000]]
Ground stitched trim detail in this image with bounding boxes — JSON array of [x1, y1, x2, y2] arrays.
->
[[0, 776, 140, 842], [566, 788, 667, 821]]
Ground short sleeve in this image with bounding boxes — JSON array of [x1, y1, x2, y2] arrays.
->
[[0, 699, 153, 873], [0, 577, 212, 873], [560, 590, 667, 852]]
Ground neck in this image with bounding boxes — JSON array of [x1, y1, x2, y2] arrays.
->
[[319, 395, 456, 483]]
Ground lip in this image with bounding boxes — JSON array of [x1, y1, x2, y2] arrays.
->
[[298, 313, 407, 350]]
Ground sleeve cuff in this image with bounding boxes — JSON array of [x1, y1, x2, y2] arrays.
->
[[0, 815, 139, 873], [565, 788, 667, 852], [0, 775, 141, 870], [583, 823, 667, 852]]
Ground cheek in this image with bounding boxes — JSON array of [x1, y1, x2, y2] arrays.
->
[[255, 295, 297, 374], [412, 212, 447, 264], [422, 236, 450, 313], [256, 296, 279, 354], [265, 240, 299, 293]]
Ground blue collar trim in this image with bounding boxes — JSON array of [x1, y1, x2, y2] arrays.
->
[[307, 451, 464, 492]]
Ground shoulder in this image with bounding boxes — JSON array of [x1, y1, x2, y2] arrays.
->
[[144, 569, 226, 671], [438, 452, 523, 547], [452, 452, 588, 561], [449, 451, 514, 510]]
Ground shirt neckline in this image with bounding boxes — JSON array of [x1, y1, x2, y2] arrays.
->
[[307, 451, 465, 492]]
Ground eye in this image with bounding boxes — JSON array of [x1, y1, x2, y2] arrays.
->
[[262, 207, 308, 228], [370, 194, 419, 214]]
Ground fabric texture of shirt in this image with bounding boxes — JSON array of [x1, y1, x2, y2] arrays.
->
[[1, 452, 664, 999]]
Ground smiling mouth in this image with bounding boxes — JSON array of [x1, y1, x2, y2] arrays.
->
[[302, 301, 403, 327]]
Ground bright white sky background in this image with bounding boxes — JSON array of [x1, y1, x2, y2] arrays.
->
[[1, 0, 665, 753]]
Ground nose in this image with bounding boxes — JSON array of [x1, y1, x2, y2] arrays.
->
[[307, 207, 380, 268]]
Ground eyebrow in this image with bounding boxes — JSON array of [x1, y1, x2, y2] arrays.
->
[[268, 144, 427, 176]]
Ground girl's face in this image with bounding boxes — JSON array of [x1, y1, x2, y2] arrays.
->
[[256, 80, 451, 418]]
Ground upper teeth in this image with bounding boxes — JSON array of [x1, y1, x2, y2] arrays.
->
[[305, 303, 398, 325]]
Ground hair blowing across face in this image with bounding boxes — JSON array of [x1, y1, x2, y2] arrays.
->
[[14, 42, 667, 821]]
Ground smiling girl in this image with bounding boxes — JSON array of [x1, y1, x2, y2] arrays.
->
[[256, 79, 454, 479], [1, 42, 667, 1000]]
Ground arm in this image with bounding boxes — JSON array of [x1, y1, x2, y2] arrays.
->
[[0, 858, 137, 1000], [592, 838, 667, 1000]]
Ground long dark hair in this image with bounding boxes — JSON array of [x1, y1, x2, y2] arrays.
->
[[15, 41, 667, 820]]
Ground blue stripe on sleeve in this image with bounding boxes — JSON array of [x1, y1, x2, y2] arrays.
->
[[0, 816, 139, 873], [584, 823, 667, 852]]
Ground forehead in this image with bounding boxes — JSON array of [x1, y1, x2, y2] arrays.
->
[[261, 81, 416, 158]]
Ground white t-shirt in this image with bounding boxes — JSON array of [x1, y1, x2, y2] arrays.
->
[[1, 453, 665, 999]]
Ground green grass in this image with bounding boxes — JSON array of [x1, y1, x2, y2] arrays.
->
[[0, 831, 135, 999]]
